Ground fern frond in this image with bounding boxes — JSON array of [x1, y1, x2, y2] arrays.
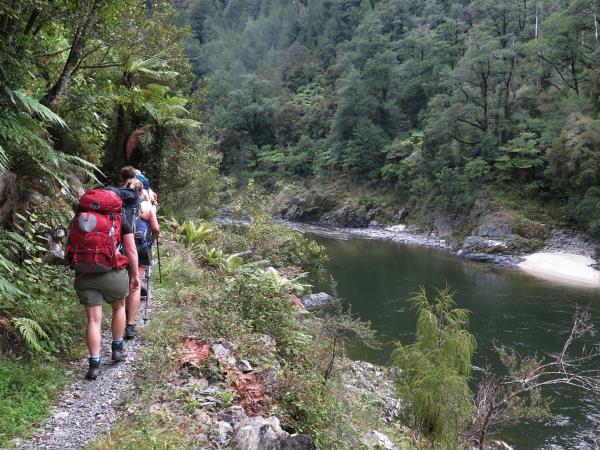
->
[[127, 57, 179, 82], [0, 143, 8, 175], [166, 117, 201, 129], [0, 276, 25, 297], [10, 90, 67, 127], [12, 317, 48, 353]]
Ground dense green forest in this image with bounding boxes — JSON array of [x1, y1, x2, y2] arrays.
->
[[179, 0, 600, 234], [1, 1, 600, 449]]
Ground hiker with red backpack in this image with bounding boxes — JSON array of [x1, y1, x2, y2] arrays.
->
[[65, 189, 140, 380], [122, 178, 159, 339]]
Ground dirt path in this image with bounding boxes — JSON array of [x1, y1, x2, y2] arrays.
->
[[22, 295, 152, 450]]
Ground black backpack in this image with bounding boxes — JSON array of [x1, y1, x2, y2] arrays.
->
[[106, 187, 141, 234]]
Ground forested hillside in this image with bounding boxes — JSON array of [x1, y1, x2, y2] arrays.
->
[[2, 2, 600, 449], [180, 0, 600, 235]]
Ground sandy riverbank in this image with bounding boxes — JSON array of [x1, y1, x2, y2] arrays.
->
[[518, 252, 600, 288]]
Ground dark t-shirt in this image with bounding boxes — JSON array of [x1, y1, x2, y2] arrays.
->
[[121, 221, 133, 237]]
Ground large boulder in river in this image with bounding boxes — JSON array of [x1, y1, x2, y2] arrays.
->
[[476, 213, 514, 238], [462, 236, 509, 254], [465, 211, 549, 256], [301, 292, 335, 310]]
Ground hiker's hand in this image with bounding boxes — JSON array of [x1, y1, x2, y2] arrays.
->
[[129, 276, 141, 293]]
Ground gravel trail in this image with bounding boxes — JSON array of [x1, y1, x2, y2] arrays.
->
[[22, 294, 152, 450]]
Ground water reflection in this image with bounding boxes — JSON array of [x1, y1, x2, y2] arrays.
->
[[311, 235, 600, 450]]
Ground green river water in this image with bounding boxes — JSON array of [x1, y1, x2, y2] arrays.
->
[[310, 233, 600, 450]]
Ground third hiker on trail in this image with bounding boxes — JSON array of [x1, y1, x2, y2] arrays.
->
[[123, 177, 160, 339]]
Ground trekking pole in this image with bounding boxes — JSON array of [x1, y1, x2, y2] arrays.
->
[[143, 268, 150, 324], [156, 236, 162, 283]]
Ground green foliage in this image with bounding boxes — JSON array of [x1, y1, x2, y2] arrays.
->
[[0, 212, 82, 357], [0, 89, 99, 196], [159, 136, 229, 220], [226, 181, 328, 276], [0, 357, 67, 447], [154, 229, 383, 449], [175, 220, 217, 249], [546, 113, 600, 235], [224, 266, 304, 357], [11, 318, 49, 354], [88, 413, 189, 450], [392, 288, 476, 447], [496, 132, 544, 180]]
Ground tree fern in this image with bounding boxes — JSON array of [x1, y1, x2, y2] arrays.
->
[[9, 90, 66, 127], [0, 90, 100, 198], [125, 57, 179, 83], [11, 317, 48, 353]]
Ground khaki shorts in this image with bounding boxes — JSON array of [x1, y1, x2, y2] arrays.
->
[[75, 269, 129, 306]]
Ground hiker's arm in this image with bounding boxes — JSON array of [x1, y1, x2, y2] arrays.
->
[[149, 210, 160, 240], [122, 233, 140, 292]]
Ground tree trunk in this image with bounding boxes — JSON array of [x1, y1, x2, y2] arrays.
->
[[481, 69, 489, 132], [151, 127, 164, 194], [41, 0, 104, 110], [591, 0, 600, 112]]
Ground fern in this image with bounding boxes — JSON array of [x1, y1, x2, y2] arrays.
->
[[0, 90, 101, 197], [0, 143, 8, 175], [177, 220, 216, 248], [12, 317, 48, 353], [126, 57, 179, 83], [9, 90, 66, 127]]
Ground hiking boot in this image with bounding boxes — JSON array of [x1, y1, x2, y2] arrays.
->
[[111, 341, 127, 362], [124, 324, 137, 340], [86, 358, 101, 380]]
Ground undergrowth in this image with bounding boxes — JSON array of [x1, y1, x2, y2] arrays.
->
[[91, 213, 405, 449], [0, 209, 84, 446], [0, 357, 71, 447]]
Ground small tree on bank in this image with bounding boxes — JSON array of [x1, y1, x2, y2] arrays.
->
[[394, 289, 600, 449], [391, 288, 476, 447]]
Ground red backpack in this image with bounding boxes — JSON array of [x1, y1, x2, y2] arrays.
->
[[65, 189, 129, 273]]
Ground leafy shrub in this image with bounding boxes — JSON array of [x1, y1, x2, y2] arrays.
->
[[175, 220, 217, 249], [391, 288, 476, 447], [224, 266, 305, 357], [565, 187, 600, 237], [160, 137, 229, 220], [0, 212, 82, 356]]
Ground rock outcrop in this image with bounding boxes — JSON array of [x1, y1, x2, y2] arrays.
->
[[274, 187, 336, 222], [229, 417, 316, 450], [341, 361, 403, 423], [301, 292, 335, 310]]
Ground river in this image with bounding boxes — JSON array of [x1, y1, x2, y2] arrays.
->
[[308, 232, 600, 449]]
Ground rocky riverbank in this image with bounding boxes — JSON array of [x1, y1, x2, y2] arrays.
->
[[283, 219, 600, 286], [271, 185, 599, 274]]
